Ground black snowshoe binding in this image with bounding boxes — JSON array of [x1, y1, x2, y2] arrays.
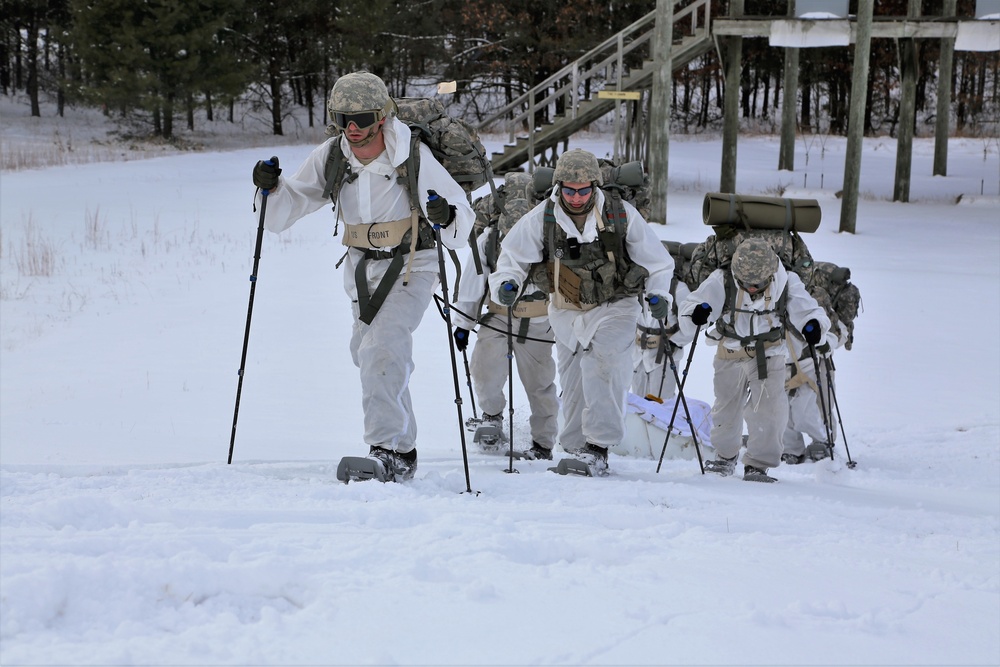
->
[[336, 446, 417, 483], [704, 455, 738, 477], [743, 465, 777, 483], [472, 413, 506, 452], [522, 441, 553, 461], [550, 444, 608, 477], [805, 442, 832, 462], [781, 453, 805, 465]]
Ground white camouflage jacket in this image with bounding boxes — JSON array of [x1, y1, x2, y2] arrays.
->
[[254, 116, 474, 300]]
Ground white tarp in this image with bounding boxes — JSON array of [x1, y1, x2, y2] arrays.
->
[[616, 392, 713, 460], [769, 19, 851, 48]]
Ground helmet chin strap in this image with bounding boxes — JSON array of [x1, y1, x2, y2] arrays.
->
[[558, 193, 597, 216], [345, 124, 381, 148]]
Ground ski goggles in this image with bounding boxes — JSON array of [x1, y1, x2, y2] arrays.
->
[[332, 109, 385, 131], [560, 185, 594, 197], [738, 277, 772, 292]]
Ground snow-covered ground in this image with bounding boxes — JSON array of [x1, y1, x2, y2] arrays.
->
[[2, 97, 999, 665]]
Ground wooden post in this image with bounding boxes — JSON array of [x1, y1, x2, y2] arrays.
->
[[779, 0, 799, 172], [720, 0, 744, 194], [839, 0, 874, 234], [934, 0, 957, 177], [893, 0, 921, 202], [649, 0, 675, 224]]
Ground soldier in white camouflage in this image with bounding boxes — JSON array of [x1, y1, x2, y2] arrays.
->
[[489, 149, 675, 476], [452, 197, 558, 460], [251, 71, 474, 481], [672, 238, 830, 483]]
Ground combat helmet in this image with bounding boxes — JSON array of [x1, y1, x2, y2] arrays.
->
[[327, 72, 396, 134], [499, 198, 532, 237], [731, 238, 778, 289], [552, 149, 603, 186]]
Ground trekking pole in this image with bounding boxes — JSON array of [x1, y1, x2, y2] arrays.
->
[[824, 355, 857, 468], [503, 305, 518, 474], [665, 339, 706, 474], [807, 343, 836, 461], [228, 165, 275, 464], [428, 191, 476, 494], [656, 323, 702, 473], [462, 348, 479, 421]]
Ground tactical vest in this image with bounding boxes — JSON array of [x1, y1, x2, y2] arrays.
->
[[527, 195, 648, 309]]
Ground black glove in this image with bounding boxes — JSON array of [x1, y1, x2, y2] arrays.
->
[[252, 156, 281, 191], [802, 319, 822, 346], [453, 327, 470, 352], [498, 281, 519, 307], [647, 294, 670, 320], [426, 190, 456, 228], [816, 342, 831, 355], [690, 302, 712, 326]]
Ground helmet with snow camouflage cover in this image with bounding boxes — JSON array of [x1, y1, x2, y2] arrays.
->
[[731, 238, 778, 287], [552, 149, 603, 186], [328, 72, 395, 126], [499, 198, 531, 237]]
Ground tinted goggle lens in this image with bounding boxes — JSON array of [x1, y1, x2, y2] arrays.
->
[[333, 110, 381, 130], [739, 278, 771, 291], [561, 185, 594, 197]]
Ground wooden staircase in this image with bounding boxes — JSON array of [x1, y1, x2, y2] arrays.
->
[[479, 0, 714, 174]]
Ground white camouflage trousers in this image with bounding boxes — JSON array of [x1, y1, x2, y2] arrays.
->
[[783, 356, 837, 455], [556, 311, 638, 451], [350, 271, 437, 454], [469, 314, 559, 448], [710, 353, 787, 470]]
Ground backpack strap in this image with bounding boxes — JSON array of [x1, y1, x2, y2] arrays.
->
[[718, 273, 788, 379]]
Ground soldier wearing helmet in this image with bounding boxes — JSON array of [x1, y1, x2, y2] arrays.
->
[[488, 149, 676, 476], [452, 185, 558, 462], [671, 238, 830, 483], [249, 71, 474, 482]]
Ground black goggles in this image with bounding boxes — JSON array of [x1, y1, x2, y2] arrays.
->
[[738, 277, 772, 292], [332, 110, 383, 131], [560, 185, 594, 197]]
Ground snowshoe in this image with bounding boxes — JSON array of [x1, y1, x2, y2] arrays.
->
[[781, 453, 805, 465], [743, 465, 777, 483], [805, 442, 832, 462], [551, 444, 608, 477], [472, 413, 506, 451], [704, 455, 738, 477], [336, 446, 417, 483]]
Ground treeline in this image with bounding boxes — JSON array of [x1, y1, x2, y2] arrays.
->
[[2, 0, 997, 140]]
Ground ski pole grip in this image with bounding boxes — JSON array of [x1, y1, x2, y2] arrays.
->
[[648, 295, 659, 305], [427, 190, 439, 201], [261, 158, 277, 197]]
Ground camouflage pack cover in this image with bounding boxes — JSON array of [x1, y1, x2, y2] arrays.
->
[[731, 238, 779, 285], [472, 172, 538, 237], [552, 149, 603, 185], [393, 97, 490, 196], [328, 72, 392, 117], [808, 261, 861, 350], [688, 223, 816, 288], [600, 159, 651, 220]]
